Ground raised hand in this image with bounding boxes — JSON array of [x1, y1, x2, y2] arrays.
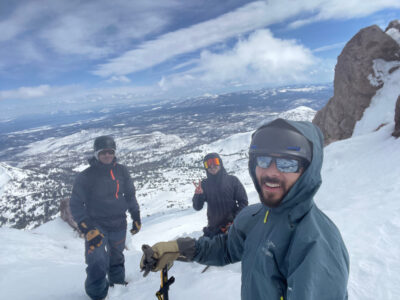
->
[[193, 180, 203, 194]]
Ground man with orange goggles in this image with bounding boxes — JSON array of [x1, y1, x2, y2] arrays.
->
[[192, 153, 248, 238]]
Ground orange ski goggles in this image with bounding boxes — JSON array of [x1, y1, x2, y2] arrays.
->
[[204, 157, 220, 169]]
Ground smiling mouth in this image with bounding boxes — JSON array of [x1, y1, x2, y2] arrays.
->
[[265, 182, 281, 188], [263, 181, 282, 190]]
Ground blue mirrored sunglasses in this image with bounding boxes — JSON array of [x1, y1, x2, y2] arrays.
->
[[256, 156, 302, 173]]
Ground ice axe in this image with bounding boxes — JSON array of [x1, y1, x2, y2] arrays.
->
[[141, 245, 175, 300]]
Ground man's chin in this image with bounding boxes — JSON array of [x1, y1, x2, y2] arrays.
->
[[259, 194, 282, 208]]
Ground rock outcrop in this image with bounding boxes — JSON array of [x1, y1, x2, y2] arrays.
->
[[60, 198, 81, 234], [393, 95, 400, 138], [313, 23, 400, 145], [386, 20, 400, 33]]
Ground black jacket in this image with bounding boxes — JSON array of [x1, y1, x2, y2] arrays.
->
[[70, 157, 140, 231], [193, 166, 248, 229]]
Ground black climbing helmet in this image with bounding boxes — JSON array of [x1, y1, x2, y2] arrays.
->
[[94, 135, 116, 152], [249, 118, 312, 163]]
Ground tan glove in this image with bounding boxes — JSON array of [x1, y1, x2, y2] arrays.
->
[[86, 228, 104, 253], [140, 238, 196, 276], [78, 220, 104, 253]]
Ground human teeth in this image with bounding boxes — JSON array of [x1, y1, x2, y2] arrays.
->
[[265, 182, 280, 188]]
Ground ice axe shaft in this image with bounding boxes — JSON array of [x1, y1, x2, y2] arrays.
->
[[156, 266, 175, 300]]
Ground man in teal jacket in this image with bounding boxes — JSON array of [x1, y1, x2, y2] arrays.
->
[[140, 118, 350, 299]]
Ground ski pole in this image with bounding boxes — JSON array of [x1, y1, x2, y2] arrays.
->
[[156, 265, 175, 300]]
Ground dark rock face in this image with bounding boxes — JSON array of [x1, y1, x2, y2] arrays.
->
[[60, 198, 80, 233], [313, 24, 400, 145], [385, 20, 400, 32], [393, 95, 400, 138]]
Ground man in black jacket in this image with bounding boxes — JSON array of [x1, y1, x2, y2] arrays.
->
[[70, 135, 141, 300], [192, 153, 248, 237]]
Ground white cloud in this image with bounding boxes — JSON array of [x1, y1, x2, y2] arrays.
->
[[288, 0, 400, 28], [1, 0, 176, 59], [158, 29, 317, 91], [0, 84, 88, 102], [0, 85, 51, 100], [2, 0, 400, 77], [92, 1, 287, 77], [39, 1, 172, 59], [93, 0, 400, 78], [0, 2, 45, 42], [107, 76, 131, 83], [313, 42, 346, 53]]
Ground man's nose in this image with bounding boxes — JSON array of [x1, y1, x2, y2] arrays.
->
[[262, 161, 280, 175]]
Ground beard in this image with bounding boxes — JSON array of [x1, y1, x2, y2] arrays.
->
[[258, 175, 288, 207]]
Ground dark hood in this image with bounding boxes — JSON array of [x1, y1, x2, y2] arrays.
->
[[272, 120, 323, 221]]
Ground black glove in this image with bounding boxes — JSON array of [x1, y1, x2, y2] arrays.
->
[[130, 220, 141, 235], [78, 220, 104, 253]]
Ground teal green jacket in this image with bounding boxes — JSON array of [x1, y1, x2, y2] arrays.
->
[[193, 120, 349, 300]]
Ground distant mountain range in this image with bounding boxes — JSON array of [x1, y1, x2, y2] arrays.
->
[[0, 84, 332, 229]]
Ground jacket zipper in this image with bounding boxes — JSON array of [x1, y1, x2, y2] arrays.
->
[[110, 169, 119, 199]]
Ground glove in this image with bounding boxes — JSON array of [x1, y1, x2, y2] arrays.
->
[[140, 237, 196, 277], [130, 220, 141, 235], [78, 220, 104, 253], [86, 228, 104, 253]]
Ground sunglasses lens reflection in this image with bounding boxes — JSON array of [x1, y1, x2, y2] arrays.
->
[[256, 156, 300, 173]]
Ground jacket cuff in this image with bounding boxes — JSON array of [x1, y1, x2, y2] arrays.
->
[[130, 210, 141, 223], [177, 237, 197, 260], [77, 218, 95, 234]]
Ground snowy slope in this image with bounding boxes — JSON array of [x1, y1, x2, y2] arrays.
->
[[1, 86, 400, 299], [0, 161, 64, 228], [1, 118, 399, 299], [0, 163, 11, 198]]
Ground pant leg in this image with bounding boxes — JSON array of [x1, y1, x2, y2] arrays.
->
[[84, 231, 109, 300], [107, 229, 127, 285]]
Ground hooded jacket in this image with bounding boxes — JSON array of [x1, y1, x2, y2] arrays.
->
[[70, 157, 140, 231], [192, 153, 248, 230], [193, 120, 349, 300]]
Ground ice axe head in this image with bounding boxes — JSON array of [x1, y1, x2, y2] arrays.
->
[[140, 244, 157, 277]]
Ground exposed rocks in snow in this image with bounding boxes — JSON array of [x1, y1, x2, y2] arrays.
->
[[313, 21, 400, 145], [386, 27, 400, 46], [60, 198, 81, 235], [392, 95, 400, 138]]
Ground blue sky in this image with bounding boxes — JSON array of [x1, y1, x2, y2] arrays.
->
[[0, 0, 399, 119]]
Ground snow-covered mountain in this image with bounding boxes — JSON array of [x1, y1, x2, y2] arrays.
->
[[0, 163, 11, 198], [1, 21, 400, 300], [0, 76, 399, 299], [0, 84, 330, 229]]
